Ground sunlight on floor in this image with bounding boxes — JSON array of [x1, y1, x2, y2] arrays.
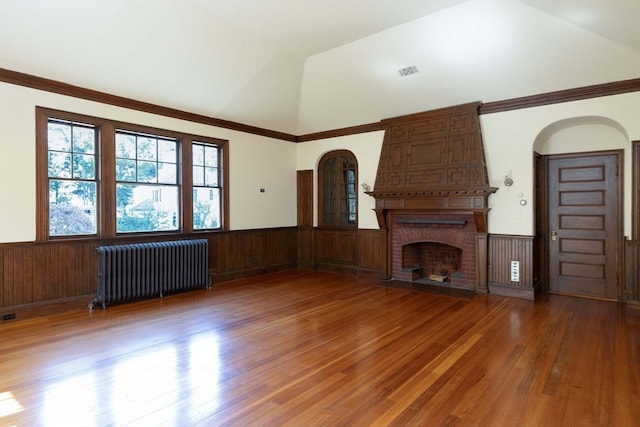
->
[[2, 330, 224, 425], [0, 391, 23, 417]]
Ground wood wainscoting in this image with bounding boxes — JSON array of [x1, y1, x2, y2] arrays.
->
[[308, 229, 537, 300], [0, 241, 98, 310], [3, 230, 637, 319], [209, 227, 297, 283], [487, 234, 535, 300], [313, 228, 386, 277], [309, 230, 536, 298], [0, 228, 298, 318]]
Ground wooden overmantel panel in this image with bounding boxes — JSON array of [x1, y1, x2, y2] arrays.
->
[[373, 102, 492, 194], [368, 102, 497, 230]]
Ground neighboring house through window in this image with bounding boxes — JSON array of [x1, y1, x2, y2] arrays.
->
[[115, 131, 179, 233], [36, 107, 228, 240], [192, 142, 222, 230]]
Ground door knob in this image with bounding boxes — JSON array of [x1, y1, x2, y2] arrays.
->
[[551, 231, 557, 241]]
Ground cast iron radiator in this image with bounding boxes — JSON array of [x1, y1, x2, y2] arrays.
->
[[89, 239, 209, 309]]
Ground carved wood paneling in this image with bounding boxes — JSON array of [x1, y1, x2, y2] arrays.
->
[[488, 235, 534, 299], [374, 102, 491, 195], [369, 103, 496, 232]]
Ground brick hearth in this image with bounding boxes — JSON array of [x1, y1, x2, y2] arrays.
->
[[390, 213, 477, 290]]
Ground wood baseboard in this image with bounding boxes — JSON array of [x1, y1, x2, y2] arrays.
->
[[0, 295, 94, 323], [488, 282, 534, 300], [212, 263, 296, 284], [625, 300, 640, 315]]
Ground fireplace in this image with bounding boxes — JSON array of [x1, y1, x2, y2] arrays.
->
[[391, 213, 477, 290], [367, 102, 497, 293]]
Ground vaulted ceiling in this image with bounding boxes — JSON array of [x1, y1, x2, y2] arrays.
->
[[1, 0, 639, 135]]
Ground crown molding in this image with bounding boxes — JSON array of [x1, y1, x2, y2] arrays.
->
[[0, 67, 297, 142], [1, 67, 638, 143], [296, 122, 385, 142], [479, 77, 640, 114]]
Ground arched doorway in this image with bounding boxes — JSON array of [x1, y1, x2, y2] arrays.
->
[[534, 117, 628, 300]]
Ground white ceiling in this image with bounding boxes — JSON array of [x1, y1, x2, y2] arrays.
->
[[1, 0, 639, 135]]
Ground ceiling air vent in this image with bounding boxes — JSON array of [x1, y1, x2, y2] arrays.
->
[[398, 65, 419, 77]]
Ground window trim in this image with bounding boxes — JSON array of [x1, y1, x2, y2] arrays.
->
[[45, 117, 100, 237], [317, 150, 358, 229], [36, 107, 229, 240], [192, 141, 223, 231]]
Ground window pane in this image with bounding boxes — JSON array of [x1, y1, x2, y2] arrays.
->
[[158, 162, 176, 184], [204, 146, 218, 167], [193, 187, 220, 230], [116, 159, 136, 181], [73, 154, 95, 179], [193, 144, 204, 166], [115, 133, 136, 159], [205, 167, 218, 186], [73, 127, 95, 154], [158, 139, 176, 163], [137, 137, 157, 161], [193, 145, 219, 187], [193, 165, 204, 186], [192, 142, 221, 230], [137, 161, 157, 183], [48, 152, 72, 178], [48, 122, 71, 152], [49, 180, 97, 236], [116, 184, 179, 233]]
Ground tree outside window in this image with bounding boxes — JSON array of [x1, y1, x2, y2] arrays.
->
[[192, 142, 221, 230], [47, 119, 97, 236], [115, 131, 179, 233], [36, 107, 229, 240]]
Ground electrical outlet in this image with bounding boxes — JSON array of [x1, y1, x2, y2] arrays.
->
[[2, 313, 16, 321], [510, 261, 520, 282]]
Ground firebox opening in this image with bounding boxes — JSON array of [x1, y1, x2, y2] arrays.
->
[[402, 242, 463, 283]]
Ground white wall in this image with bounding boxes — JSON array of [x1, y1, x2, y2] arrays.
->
[[297, 92, 640, 237], [296, 131, 384, 229], [2, 80, 639, 244], [481, 92, 640, 237], [0, 82, 297, 243]]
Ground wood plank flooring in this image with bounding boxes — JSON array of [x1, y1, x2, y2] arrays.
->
[[1, 269, 638, 426]]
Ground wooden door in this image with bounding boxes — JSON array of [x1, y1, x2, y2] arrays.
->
[[297, 170, 313, 227], [296, 170, 315, 268], [548, 153, 619, 299]]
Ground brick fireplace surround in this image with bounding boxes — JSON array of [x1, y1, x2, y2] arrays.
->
[[367, 102, 496, 293], [390, 212, 478, 290]]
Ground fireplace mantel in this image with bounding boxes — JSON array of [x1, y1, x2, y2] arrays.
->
[[366, 190, 495, 230], [369, 102, 497, 293]]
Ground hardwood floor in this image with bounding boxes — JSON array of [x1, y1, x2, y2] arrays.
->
[[1, 269, 638, 426]]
